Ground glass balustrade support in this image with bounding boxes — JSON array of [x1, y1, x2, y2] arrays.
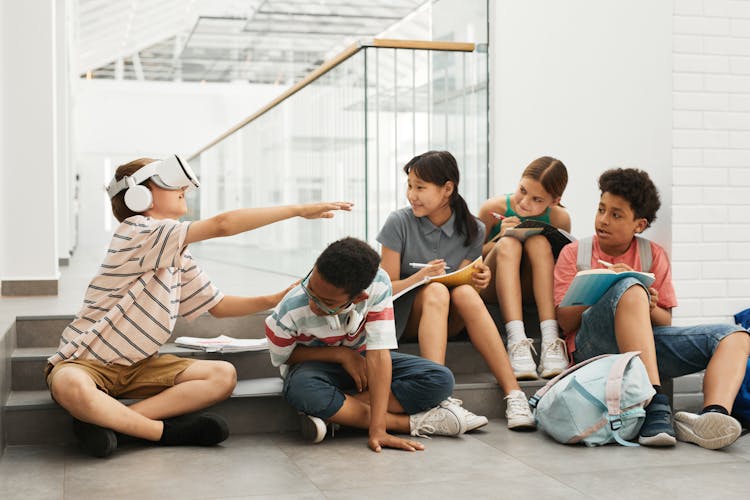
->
[[188, 39, 488, 278]]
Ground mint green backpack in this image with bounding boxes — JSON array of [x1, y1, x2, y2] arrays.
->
[[529, 352, 656, 447]]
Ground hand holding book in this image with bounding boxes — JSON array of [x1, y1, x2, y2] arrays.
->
[[559, 267, 656, 307], [393, 257, 483, 300]]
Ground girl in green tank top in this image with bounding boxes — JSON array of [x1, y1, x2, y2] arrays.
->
[[478, 156, 572, 381]]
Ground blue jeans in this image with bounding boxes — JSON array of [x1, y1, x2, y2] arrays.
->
[[283, 350, 455, 419], [574, 277, 747, 378]]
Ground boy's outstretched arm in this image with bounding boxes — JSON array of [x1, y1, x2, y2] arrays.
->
[[185, 202, 353, 244], [209, 281, 299, 318]]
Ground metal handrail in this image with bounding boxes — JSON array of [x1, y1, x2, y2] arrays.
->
[[187, 38, 477, 160]]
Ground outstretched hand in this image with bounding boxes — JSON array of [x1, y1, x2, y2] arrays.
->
[[269, 280, 301, 308], [368, 431, 425, 453], [299, 202, 353, 219]]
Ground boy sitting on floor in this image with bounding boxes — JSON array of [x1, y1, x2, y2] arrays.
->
[[265, 237, 469, 452]]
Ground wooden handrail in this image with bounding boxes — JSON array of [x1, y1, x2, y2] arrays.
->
[[187, 38, 477, 160]]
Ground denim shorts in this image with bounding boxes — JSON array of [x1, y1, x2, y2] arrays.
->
[[574, 277, 748, 378], [283, 350, 454, 419]]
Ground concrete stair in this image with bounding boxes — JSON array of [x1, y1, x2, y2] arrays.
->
[[4, 312, 690, 446], [3, 313, 549, 446]]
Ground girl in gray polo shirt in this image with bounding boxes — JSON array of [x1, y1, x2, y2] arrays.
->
[[377, 150, 536, 431]]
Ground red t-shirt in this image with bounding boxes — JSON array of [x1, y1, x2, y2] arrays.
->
[[553, 236, 677, 355]]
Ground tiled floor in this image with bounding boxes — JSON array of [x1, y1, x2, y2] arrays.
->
[[1, 421, 749, 499], [3, 237, 750, 499]]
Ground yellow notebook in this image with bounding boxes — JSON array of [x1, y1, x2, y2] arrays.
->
[[392, 257, 481, 301]]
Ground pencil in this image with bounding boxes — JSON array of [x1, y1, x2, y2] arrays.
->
[[409, 263, 451, 270]]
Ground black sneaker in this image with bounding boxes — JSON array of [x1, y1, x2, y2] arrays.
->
[[159, 412, 229, 446], [72, 418, 117, 458], [638, 394, 677, 447]]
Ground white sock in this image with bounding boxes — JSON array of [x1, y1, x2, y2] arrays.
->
[[505, 320, 527, 346], [540, 319, 560, 346]]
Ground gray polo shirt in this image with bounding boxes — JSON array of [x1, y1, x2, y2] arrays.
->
[[377, 207, 485, 279]]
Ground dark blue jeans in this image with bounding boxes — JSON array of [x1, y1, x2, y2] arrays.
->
[[283, 350, 455, 419]]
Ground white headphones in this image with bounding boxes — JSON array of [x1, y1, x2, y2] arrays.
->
[[106, 155, 200, 213]]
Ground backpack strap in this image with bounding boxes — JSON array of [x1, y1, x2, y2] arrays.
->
[[635, 235, 652, 272], [576, 236, 593, 271], [577, 235, 652, 272], [604, 351, 643, 447]]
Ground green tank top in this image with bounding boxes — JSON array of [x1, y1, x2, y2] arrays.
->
[[486, 193, 552, 241]]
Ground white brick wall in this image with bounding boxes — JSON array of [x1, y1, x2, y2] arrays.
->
[[673, 0, 750, 326]]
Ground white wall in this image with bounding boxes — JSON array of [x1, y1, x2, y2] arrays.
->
[[490, 0, 673, 248], [73, 79, 281, 245], [0, 0, 59, 282], [0, 0, 5, 274], [56, 0, 74, 262], [672, 0, 750, 325], [432, 0, 487, 43]]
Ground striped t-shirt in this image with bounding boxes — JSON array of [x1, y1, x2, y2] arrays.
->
[[264, 268, 398, 370], [48, 215, 224, 366]]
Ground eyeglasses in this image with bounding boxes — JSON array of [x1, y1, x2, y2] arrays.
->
[[300, 269, 351, 315]]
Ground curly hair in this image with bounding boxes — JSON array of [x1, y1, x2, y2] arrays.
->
[[315, 237, 381, 297], [598, 168, 661, 227]]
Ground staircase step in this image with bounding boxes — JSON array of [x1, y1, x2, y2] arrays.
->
[[11, 344, 281, 391], [12, 340, 509, 391], [14, 312, 270, 348], [3, 373, 544, 446]]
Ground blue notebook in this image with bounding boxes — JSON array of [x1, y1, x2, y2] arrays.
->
[[560, 269, 656, 307]]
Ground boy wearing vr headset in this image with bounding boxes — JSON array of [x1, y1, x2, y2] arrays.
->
[[46, 156, 352, 458]]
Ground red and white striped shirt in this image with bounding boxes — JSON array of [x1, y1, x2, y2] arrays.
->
[[48, 215, 223, 366]]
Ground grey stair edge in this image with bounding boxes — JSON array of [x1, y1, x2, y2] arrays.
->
[[5, 372, 531, 411], [6, 377, 287, 411], [11, 344, 272, 361], [15, 314, 75, 322]]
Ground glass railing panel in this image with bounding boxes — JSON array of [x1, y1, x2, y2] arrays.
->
[[364, 45, 488, 242], [193, 50, 367, 278], [190, 41, 487, 278]]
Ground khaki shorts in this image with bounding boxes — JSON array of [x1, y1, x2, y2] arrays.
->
[[45, 354, 196, 399]]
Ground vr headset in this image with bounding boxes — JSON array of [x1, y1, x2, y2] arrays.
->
[[106, 155, 199, 213]]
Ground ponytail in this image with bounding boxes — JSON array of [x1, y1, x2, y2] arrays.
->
[[452, 192, 478, 247]]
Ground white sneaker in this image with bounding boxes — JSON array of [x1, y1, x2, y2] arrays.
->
[[674, 411, 742, 450], [410, 400, 467, 438], [445, 397, 488, 432], [538, 338, 569, 379], [505, 390, 536, 430], [299, 414, 327, 444], [508, 338, 539, 380]]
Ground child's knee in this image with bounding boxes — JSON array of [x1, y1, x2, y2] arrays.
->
[[450, 284, 481, 305], [428, 363, 455, 395], [50, 369, 97, 408], [421, 283, 450, 307], [616, 283, 649, 311], [496, 237, 522, 258], [721, 330, 750, 354], [284, 377, 341, 417], [523, 235, 552, 257], [214, 361, 237, 394]]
